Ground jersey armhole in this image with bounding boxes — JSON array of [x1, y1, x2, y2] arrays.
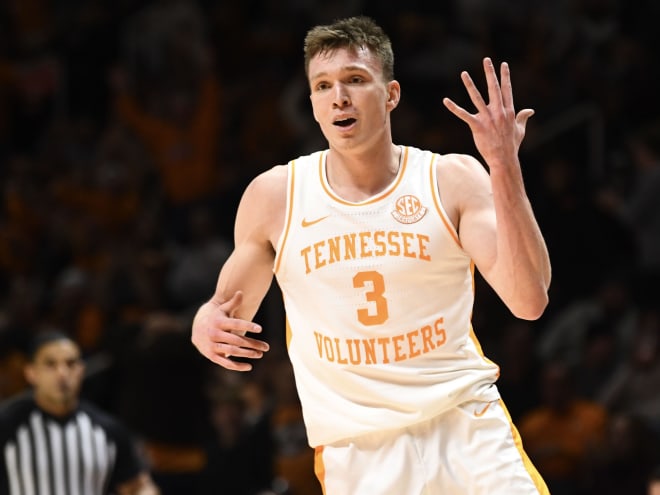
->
[[273, 161, 295, 274], [430, 153, 462, 248]]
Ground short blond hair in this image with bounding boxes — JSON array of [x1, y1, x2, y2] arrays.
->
[[303, 16, 394, 82]]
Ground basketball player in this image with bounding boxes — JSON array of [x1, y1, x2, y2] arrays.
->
[[192, 16, 551, 494], [0, 331, 160, 495]]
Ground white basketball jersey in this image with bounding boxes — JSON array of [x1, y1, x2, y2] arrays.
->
[[273, 146, 500, 447]]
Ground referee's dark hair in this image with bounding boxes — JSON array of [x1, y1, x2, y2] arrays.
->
[[26, 329, 78, 361]]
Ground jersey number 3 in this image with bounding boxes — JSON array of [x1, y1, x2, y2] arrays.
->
[[353, 270, 388, 326]]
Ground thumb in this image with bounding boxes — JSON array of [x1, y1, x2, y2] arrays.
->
[[221, 291, 243, 318], [516, 108, 535, 128]]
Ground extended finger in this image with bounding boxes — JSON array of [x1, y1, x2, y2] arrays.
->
[[212, 311, 263, 336], [208, 327, 269, 351], [210, 353, 255, 372], [216, 341, 265, 359], [459, 70, 487, 113], [483, 57, 503, 108], [442, 97, 473, 125], [500, 61, 514, 111]]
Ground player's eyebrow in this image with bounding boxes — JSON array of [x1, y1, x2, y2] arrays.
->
[[309, 64, 368, 81]]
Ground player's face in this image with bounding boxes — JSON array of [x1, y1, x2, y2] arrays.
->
[[25, 340, 85, 414], [650, 481, 660, 495], [308, 46, 399, 152]]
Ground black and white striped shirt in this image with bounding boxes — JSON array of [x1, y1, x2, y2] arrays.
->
[[0, 395, 145, 495]]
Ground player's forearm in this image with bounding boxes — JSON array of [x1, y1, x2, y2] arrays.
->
[[489, 162, 551, 319]]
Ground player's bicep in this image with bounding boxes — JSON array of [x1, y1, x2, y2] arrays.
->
[[212, 170, 283, 319], [455, 161, 498, 279]]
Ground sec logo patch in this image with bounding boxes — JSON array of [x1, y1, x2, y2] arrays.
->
[[391, 195, 427, 224]]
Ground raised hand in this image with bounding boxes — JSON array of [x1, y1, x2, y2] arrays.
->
[[442, 57, 534, 170]]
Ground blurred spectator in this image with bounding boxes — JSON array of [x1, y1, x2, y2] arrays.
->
[[574, 315, 621, 401], [1, 154, 51, 280], [531, 154, 637, 311], [598, 299, 660, 435], [537, 268, 638, 367], [581, 413, 660, 495], [113, 312, 216, 494], [0, 276, 45, 401], [166, 204, 232, 315], [50, 123, 151, 241], [597, 120, 660, 273], [199, 369, 275, 495], [41, 266, 106, 356], [489, 319, 542, 423], [0, 322, 28, 402], [113, 1, 228, 242], [518, 360, 609, 495]]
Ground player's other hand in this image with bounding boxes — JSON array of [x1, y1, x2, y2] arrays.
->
[[193, 291, 269, 371]]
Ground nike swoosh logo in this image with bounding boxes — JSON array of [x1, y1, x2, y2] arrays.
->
[[301, 215, 329, 228], [473, 403, 492, 417]]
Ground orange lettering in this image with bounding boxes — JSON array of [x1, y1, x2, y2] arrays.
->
[[417, 234, 431, 261], [401, 232, 416, 258], [343, 233, 357, 260], [421, 325, 434, 353], [407, 329, 421, 358], [373, 231, 386, 256], [359, 231, 373, 258], [346, 339, 362, 365], [301, 246, 313, 274], [314, 332, 324, 357], [377, 337, 392, 364], [435, 318, 446, 346], [392, 334, 406, 361], [387, 231, 401, 256], [313, 240, 327, 270], [323, 336, 334, 361], [328, 236, 341, 264], [334, 338, 348, 364], [363, 339, 377, 364]]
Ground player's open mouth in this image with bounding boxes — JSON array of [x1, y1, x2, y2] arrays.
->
[[334, 118, 356, 127]]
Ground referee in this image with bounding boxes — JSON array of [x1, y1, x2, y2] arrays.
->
[[0, 330, 160, 495]]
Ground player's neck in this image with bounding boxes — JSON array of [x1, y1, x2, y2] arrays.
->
[[326, 143, 402, 201]]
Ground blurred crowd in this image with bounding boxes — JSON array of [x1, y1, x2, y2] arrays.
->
[[1, 0, 659, 494]]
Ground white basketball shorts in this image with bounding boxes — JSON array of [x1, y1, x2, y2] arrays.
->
[[314, 399, 549, 494]]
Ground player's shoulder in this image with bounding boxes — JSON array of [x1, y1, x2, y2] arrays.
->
[[241, 165, 289, 213], [435, 152, 485, 171], [250, 163, 289, 187], [251, 149, 324, 183], [242, 150, 326, 203], [434, 152, 490, 186]]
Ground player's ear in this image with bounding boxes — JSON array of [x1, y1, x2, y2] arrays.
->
[[386, 80, 400, 110]]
